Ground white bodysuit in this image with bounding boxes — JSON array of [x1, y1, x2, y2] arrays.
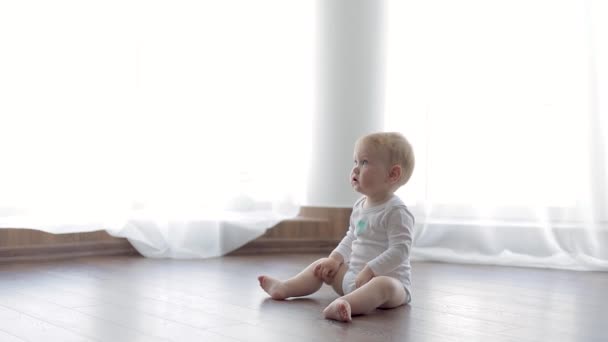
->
[[333, 195, 414, 301]]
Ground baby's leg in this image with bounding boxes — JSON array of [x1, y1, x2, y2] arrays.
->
[[323, 276, 407, 322], [258, 259, 347, 300]]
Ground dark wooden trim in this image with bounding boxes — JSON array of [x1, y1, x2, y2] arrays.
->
[[230, 206, 352, 255], [229, 238, 341, 255], [0, 240, 138, 263], [0, 206, 353, 260]]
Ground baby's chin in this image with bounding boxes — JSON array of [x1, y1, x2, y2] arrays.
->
[[351, 183, 365, 194]]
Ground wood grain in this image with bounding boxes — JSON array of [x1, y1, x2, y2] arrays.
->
[[1, 254, 606, 341]]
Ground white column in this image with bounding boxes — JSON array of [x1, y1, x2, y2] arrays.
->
[[306, 0, 386, 207]]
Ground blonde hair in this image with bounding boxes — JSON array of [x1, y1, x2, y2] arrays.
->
[[356, 132, 415, 186]]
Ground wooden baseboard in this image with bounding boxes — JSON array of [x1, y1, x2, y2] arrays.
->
[[230, 238, 341, 255], [0, 240, 138, 263], [0, 206, 352, 261], [230, 206, 352, 255]]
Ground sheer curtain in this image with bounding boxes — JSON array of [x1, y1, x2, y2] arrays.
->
[[0, 0, 314, 257], [386, 0, 608, 270]]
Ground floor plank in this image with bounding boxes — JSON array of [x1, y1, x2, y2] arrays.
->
[[1, 254, 607, 341]]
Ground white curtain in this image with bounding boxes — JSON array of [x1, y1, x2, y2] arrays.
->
[[0, 0, 314, 257], [386, 0, 608, 270]]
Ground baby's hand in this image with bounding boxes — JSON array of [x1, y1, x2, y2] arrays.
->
[[313, 258, 341, 283], [355, 266, 375, 288]]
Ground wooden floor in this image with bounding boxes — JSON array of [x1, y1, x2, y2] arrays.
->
[[0, 254, 607, 342]]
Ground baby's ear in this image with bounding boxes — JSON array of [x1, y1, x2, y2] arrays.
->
[[389, 165, 402, 183]]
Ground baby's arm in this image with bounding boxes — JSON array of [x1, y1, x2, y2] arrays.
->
[[354, 264, 375, 288], [367, 208, 413, 276], [332, 222, 356, 264], [315, 222, 356, 282]]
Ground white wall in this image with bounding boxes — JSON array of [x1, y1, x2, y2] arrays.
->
[[306, 0, 386, 207]]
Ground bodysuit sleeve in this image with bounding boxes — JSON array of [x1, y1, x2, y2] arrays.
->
[[332, 220, 356, 264], [367, 207, 413, 275]]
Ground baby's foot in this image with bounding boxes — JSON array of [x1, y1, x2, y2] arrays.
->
[[323, 298, 352, 322], [257, 275, 288, 300]]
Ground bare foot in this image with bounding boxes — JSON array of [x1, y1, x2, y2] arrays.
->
[[257, 275, 288, 300], [323, 298, 352, 322]]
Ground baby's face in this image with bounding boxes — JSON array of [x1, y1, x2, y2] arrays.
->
[[351, 142, 391, 197]]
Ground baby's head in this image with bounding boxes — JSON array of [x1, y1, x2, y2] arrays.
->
[[353, 132, 415, 192]]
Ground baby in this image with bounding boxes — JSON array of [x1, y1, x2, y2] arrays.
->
[[258, 132, 415, 322]]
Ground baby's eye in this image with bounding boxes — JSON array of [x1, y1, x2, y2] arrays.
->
[[361, 160, 368, 165]]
